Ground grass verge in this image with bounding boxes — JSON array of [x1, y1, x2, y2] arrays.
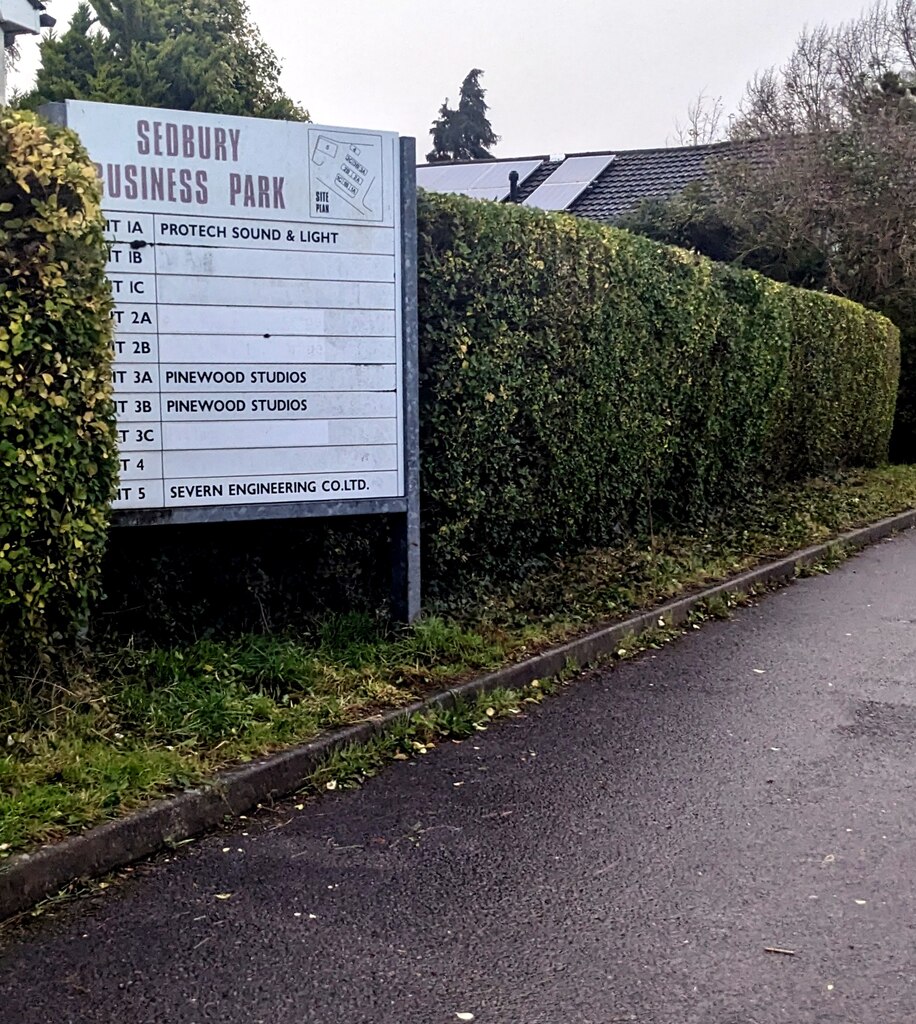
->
[[2, 465, 916, 857]]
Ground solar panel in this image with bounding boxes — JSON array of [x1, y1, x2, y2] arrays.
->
[[524, 182, 590, 211], [471, 161, 541, 188], [416, 163, 482, 191], [538, 154, 615, 185], [413, 165, 446, 189], [523, 154, 615, 211], [416, 159, 543, 202]]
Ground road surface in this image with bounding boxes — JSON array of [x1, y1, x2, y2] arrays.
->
[[3, 531, 916, 1023]]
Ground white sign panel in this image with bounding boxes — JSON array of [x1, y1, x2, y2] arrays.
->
[[62, 100, 404, 512]]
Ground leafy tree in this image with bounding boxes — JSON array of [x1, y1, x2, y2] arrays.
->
[[618, 182, 742, 265], [427, 68, 499, 162], [621, 0, 916, 457], [18, 0, 307, 120]]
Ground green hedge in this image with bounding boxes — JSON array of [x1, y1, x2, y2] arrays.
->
[[82, 188, 900, 641], [418, 192, 899, 580], [0, 111, 117, 684]]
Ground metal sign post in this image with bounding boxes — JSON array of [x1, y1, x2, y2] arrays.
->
[[394, 137, 420, 622], [42, 100, 421, 622]]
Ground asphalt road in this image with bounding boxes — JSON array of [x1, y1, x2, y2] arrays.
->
[[3, 531, 916, 1023]]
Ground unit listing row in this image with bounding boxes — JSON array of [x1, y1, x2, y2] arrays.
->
[[112, 416, 397, 452], [106, 245, 397, 283], [106, 273, 395, 311], [110, 303, 394, 338], [110, 336, 398, 366], [110, 363, 395, 391], [104, 213, 397, 255], [114, 471, 400, 510], [111, 392, 397, 421], [116, 441, 399, 483]]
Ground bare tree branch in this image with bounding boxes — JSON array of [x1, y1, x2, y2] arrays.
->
[[672, 89, 727, 146]]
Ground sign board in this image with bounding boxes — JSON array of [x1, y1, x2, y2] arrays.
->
[[46, 100, 420, 619]]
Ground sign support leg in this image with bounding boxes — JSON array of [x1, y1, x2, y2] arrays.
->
[[392, 137, 421, 623]]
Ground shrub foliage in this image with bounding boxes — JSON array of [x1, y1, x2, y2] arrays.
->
[[0, 111, 117, 683], [26, 183, 897, 644], [417, 192, 899, 580]]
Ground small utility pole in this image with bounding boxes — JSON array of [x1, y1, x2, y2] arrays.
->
[[1, 1, 54, 105]]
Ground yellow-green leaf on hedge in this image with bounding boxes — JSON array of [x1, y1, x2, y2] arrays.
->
[[1, 108, 116, 686]]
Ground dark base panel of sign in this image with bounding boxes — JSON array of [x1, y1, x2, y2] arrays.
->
[[111, 496, 416, 624]]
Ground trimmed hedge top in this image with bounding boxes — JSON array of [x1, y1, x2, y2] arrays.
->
[[0, 110, 117, 683], [417, 192, 899, 581]]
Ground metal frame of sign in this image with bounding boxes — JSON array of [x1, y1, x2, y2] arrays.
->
[[43, 104, 421, 622]]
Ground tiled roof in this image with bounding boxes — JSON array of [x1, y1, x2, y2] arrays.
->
[[570, 143, 728, 222], [417, 140, 764, 224], [515, 159, 560, 202]]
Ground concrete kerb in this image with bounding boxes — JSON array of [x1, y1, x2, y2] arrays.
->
[[2, 508, 915, 923]]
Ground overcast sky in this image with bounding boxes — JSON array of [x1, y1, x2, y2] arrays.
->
[[13, 0, 872, 156]]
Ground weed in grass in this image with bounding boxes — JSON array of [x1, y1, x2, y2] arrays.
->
[[698, 595, 737, 621], [796, 544, 850, 578]]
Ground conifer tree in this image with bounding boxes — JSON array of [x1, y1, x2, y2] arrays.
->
[[19, 0, 307, 120], [427, 68, 498, 162]]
